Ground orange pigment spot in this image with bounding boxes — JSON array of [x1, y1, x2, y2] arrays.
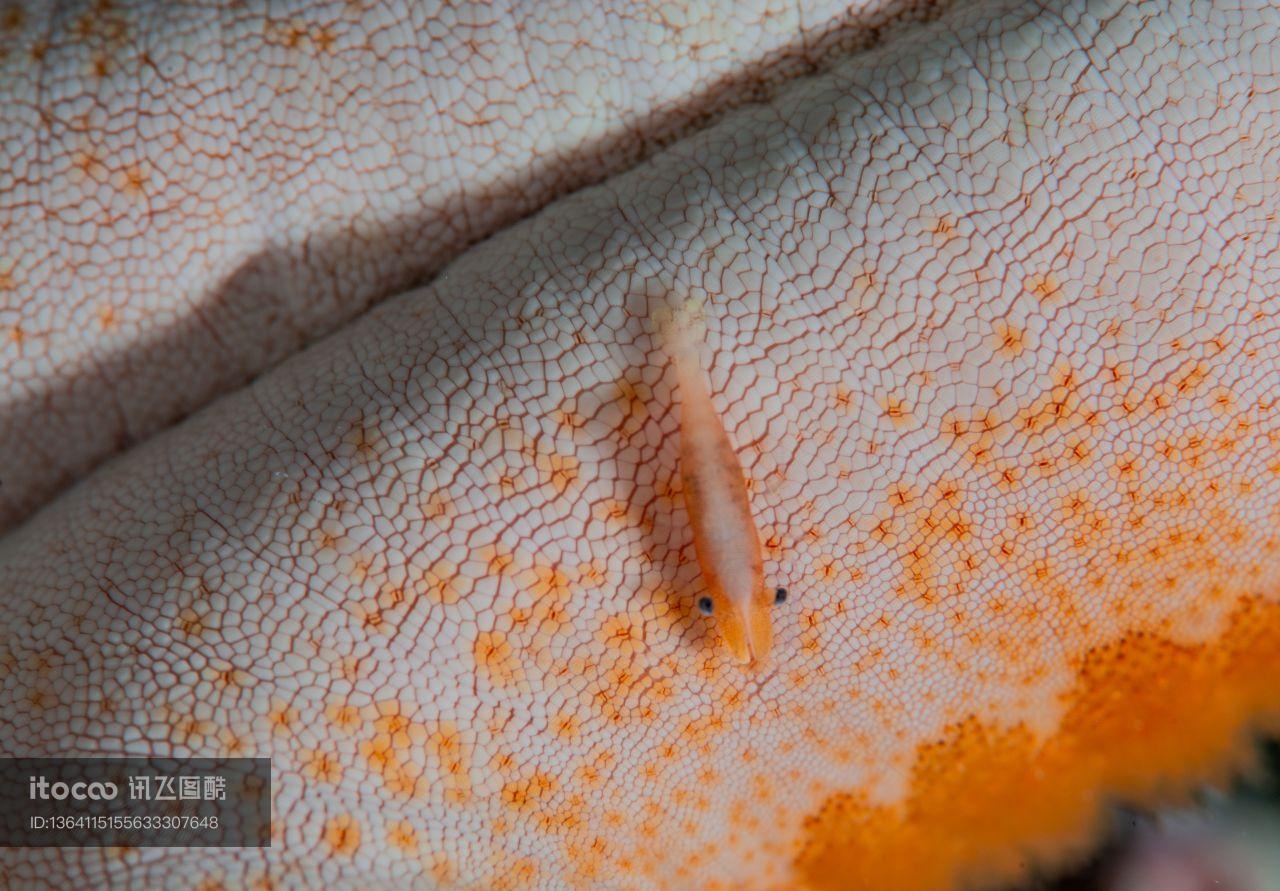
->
[[501, 770, 559, 813], [994, 320, 1025, 357], [612, 376, 652, 438], [342, 423, 381, 462], [881, 394, 913, 428], [534, 449, 580, 495], [115, 163, 148, 195], [387, 820, 417, 853], [552, 712, 580, 740], [72, 150, 107, 182], [596, 613, 647, 656], [419, 558, 463, 605], [474, 631, 523, 687], [527, 561, 572, 600], [300, 749, 343, 784], [578, 560, 606, 586], [97, 304, 119, 331], [177, 608, 204, 637], [323, 814, 360, 856], [595, 497, 648, 534], [497, 857, 540, 889], [423, 490, 457, 521], [358, 704, 428, 798], [427, 721, 472, 802], [886, 482, 918, 508], [1016, 367, 1083, 436], [477, 543, 515, 576], [796, 596, 1280, 890], [1026, 271, 1061, 302], [992, 460, 1023, 491], [326, 702, 360, 731], [554, 404, 587, 433], [267, 702, 298, 733]]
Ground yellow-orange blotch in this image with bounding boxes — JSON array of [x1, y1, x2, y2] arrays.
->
[[796, 596, 1280, 890]]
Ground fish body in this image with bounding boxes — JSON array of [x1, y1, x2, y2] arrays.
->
[[656, 299, 775, 665]]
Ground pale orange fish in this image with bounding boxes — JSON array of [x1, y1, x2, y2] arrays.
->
[[654, 298, 787, 665]]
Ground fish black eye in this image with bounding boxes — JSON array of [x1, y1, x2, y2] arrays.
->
[[697, 596, 714, 615], [774, 587, 788, 605]]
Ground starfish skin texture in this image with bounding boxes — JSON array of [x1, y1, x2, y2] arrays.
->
[[4, 0, 1280, 889], [0, 0, 945, 534]]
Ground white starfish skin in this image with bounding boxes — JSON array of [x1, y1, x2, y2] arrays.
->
[[0, 0, 935, 533], [2, 0, 1280, 889]]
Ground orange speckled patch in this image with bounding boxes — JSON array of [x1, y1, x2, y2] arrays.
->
[[358, 705, 428, 798], [795, 595, 1280, 891], [427, 720, 472, 802], [501, 769, 559, 814]]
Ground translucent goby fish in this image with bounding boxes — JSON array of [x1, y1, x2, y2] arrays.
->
[[654, 297, 786, 665]]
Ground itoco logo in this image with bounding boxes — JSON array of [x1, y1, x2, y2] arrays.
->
[[28, 776, 119, 800]]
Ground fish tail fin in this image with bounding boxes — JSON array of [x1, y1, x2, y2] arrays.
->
[[652, 296, 707, 367]]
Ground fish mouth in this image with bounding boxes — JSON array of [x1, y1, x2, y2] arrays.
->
[[726, 636, 755, 665]]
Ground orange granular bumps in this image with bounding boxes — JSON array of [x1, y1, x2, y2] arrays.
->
[[797, 595, 1280, 890]]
